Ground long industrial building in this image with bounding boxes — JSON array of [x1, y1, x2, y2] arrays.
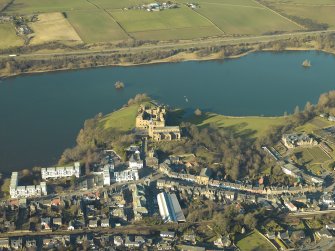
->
[[157, 192, 186, 223]]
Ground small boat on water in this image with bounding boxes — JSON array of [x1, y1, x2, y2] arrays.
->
[[302, 59, 311, 67]]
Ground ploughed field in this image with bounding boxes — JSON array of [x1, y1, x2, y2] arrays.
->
[[0, 0, 335, 48]]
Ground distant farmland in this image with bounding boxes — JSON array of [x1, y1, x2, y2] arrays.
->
[[110, 6, 223, 40], [0, 23, 24, 48], [67, 10, 130, 43], [1, 0, 335, 47]]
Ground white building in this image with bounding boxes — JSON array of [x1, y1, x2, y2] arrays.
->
[[129, 151, 144, 170], [281, 163, 301, 178], [9, 172, 47, 199], [113, 170, 139, 182], [41, 162, 80, 180], [284, 201, 297, 212], [103, 165, 111, 186], [157, 192, 186, 223]]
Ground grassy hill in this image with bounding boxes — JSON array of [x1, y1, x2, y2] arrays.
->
[[187, 112, 288, 138], [99, 103, 140, 132], [98, 101, 288, 139]]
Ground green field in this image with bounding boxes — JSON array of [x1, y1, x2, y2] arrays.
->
[[110, 6, 223, 40], [237, 231, 276, 251], [99, 104, 139, 132], [5, 0, 94, 14], [271, 4, 335, 28], [296, 117, 334, 133], [1, 0, 334, 46], [178, 0, 261, 7], [91, 0, 151, 9], [196, 3, 301, 34], [264, 0, 335, 4], [0, 0, 10, 10], [66, 10, 129, 43], [189, 112, 287, 138], [0, 23, 23, 48]]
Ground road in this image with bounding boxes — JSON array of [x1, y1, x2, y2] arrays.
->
[[0, 29, 334, 60], [288, 209, 335, 218]]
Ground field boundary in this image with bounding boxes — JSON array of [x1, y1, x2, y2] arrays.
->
[[252, 0, 306, 30], [192, 8, 225, 34], [202, 2, 264, 9], [85, 0, 133, 40]]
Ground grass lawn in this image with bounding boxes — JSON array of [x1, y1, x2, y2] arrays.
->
[[5, 0, 94, 14], [272, 4, 335, 28], [196, 3, 301, 34], [66, 10, 130, 43], [189, 112, 287, 138], [0, 23, 23, 48], [236, 231, 276, 251], [30, 12, 82, 45], [99, 104, 139, 132], [110, 6, 223, 40]]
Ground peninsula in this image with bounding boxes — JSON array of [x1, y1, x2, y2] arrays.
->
[[2, 91, 335, 250]]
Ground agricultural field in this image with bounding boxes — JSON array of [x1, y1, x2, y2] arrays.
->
[[236, 231, 276, 251], [0, 23, 23, 48], [90, 0, 151, 9], [269, 4, 335, 29], [195, 2, 302, 34], [0, 0, 10, 11], [189, 112, 287, 138], [4, 0, 94, 14], [110, 6, 223, 40], [263, 0, 335, 4], [178, 0, 260, 7], [1, 0, 334, 46], [66, 10, 130, 43], [30, 12, 82, 45]]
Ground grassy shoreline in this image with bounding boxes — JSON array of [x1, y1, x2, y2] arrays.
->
[[1, 46, 334, 79]]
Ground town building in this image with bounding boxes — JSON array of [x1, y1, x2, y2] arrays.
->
[[284, 201, 298, 212], [103, 165, 111, 186], [195, 168, 211, 185], [41, 162, 81, 180], [160, 231, 175, 239], [281, 163, 302, 178], [113, 169, 139, 182], [131, 184, 148, 220], [0, 238, 9, 249], [157, 192, 186, 223], [129, 150, 144, 170], [282, 133, 318, 148], [114, 236, 123, 246], [136, 104, 181, 141], [101, 219, 110, 228], [316, 228, 333, 239], [10, 238, 22, 250], [9, 172, 47, 199]]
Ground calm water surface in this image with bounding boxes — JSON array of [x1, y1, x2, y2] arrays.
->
[[1, 51, 335, 171]]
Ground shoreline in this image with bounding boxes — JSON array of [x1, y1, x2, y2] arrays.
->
[[1, 46, 334, 80]]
